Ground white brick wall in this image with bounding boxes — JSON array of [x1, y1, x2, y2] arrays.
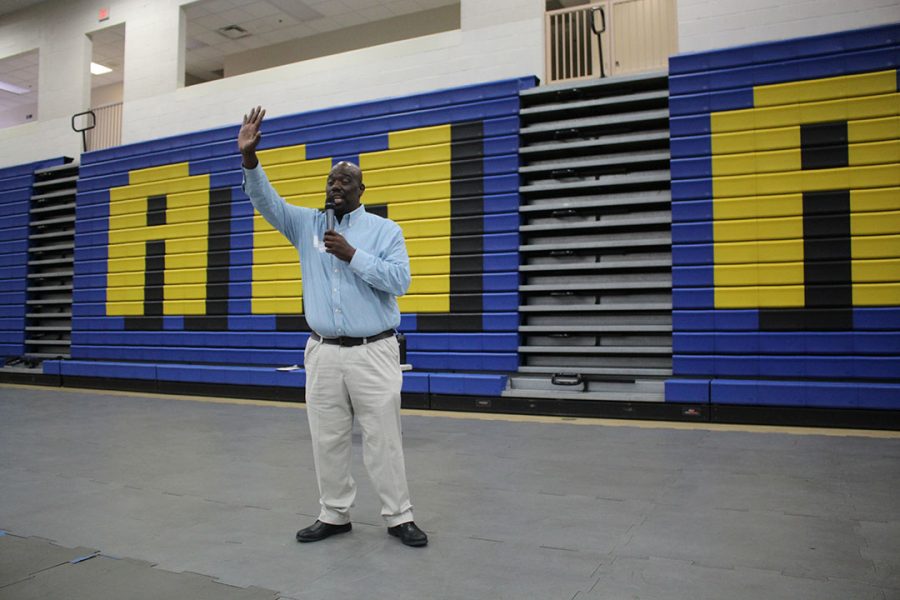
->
[[678, 0, 900, 54], [3, 0, 894, 168], [0, 0, 544, 169]]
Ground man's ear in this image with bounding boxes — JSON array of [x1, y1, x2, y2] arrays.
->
[[359, 182, 365, 194]]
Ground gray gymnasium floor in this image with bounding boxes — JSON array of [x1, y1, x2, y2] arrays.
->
[[0, 384, 898, 600]]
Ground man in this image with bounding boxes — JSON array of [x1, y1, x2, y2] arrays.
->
[[238, 106, 427, 547]]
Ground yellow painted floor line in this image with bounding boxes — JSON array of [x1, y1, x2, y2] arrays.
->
[[3, 382, 899, 439]]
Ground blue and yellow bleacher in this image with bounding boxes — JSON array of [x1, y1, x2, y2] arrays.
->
[[666, 22, 900, 409]]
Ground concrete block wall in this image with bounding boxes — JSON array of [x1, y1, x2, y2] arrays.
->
[[678, 0, 900, 53]]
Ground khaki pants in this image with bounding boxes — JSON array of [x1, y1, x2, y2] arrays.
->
[[303, 334, 414, 527]]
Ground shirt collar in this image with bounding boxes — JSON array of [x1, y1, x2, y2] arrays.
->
[[342, 204, 366, 227]]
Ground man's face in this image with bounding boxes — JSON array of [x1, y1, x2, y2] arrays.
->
[[326, 162, 365, 216]]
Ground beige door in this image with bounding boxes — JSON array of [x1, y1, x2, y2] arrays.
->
[[608, 0, 678, 76]]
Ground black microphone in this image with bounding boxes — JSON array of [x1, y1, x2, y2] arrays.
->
[[325, 198, 335, 232]]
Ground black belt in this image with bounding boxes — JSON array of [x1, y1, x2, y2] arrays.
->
[[310, 329, 395, 347]]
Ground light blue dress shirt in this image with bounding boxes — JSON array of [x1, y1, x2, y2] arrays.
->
[[242, 164, 410, 338]]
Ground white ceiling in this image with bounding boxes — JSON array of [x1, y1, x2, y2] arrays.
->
[[0, 0, 458, 112]]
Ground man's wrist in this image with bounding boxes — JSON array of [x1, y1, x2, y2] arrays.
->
[[242, 152, 258, 169]]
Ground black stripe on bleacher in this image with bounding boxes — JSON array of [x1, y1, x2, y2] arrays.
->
[[451, 121, 485, 157], [451, 215, 485, 236], [756, 308, 854, 331], [366, 204, 389, 219], [450, 233, 484, 255], [803, 190, 852, 313], [802, 145, 850, 171], [451, 121, 485, 314], [451, 122, 483, 221], [144, 240, 165, 316], [800, 121, 848, 170], [451, 158, 488, 180], [449, 274, 484, 293], [451, 140, 484, 161], [449, 254, 488, 273], [276, 315, 311, 332], [443, 293, 486, 312], [183, 315, 230, 330], [759, 189, 853, 331], [415, 313, 483, 332], [124, 316, 164, 330], [204, 188, 231, 318], [450, 178, 485, 199], [147, 195, 167, 226], [448, 196, 490, 217]]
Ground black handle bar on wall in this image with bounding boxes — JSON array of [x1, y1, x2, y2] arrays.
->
[[71, 110, 96, 153], [590, 6, 606, 78]]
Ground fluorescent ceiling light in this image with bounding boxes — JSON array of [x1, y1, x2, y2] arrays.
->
[[0, 80, 30, 94], [90, 62, 112, 75]]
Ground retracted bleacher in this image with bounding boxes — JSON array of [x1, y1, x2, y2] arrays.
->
[[39, 78, 537, 402], [666, 23, 900, 413]]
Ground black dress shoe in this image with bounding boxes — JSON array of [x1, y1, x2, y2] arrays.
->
[[296, 520, 352, 543], [387, 521, 428, 547]]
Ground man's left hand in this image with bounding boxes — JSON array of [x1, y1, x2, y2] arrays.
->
[[323, 231, 356, 262]]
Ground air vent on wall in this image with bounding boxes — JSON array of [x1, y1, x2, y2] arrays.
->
[[217, 25, 250, 40]]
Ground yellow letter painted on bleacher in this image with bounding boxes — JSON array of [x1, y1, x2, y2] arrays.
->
[[711, 69, 900, 314], [106, 163, 210, 316]]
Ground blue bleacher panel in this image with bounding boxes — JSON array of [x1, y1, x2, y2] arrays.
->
[[675, 353, 900, 380], [711, 379, 900, 410], [664, 378, 710, 403], [41, 359, 61, 375], [671, 178, 712, 201], [669, 23, 899, 75], [75, 344, 301, 365], [854, 308, 900, 330], [401, 372, 429, 394], [406, 333, 518, 352], [671, 221, 712, 244], [156, 363, 306, 387], [408, 351, 518, 372], [672, 244, 713, 265], [429, 372, 508, 397], [672, 288, 714, 309], [60, 359, 157, 380]]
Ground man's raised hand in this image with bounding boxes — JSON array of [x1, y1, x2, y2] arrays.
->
[[238, 106, 266, 168]]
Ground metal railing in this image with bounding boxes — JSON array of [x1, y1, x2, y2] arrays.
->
[[86, 102, 122, 152], [545, 0, 677, 85], [545, 3, 606, 84]]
